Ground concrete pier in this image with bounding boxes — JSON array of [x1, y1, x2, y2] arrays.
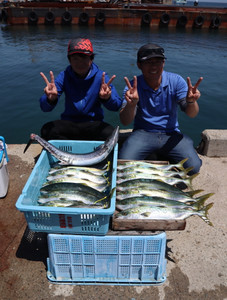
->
[[0, 135, 227, 299]]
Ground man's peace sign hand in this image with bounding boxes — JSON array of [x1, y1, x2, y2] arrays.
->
[[186, 77, 203, 103], [124, 76, 139, 106], [40, 71, 58, 102]]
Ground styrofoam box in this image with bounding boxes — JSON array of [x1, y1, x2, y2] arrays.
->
[[16, 140, 118, 235], [0, 136, 9, 198], [47, 233, 167, 285]]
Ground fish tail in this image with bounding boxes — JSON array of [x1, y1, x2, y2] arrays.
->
[[185, 173, 199, 189], [198, 202, 214, 226], [177, 158, 189, 170], [183, 166, 194, 175], [187, 189, 204, 197], [191, 196, 209, 210], [196, 193, 215, 202]]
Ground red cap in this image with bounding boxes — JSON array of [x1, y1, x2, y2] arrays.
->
[[68, 38, 94, 56]]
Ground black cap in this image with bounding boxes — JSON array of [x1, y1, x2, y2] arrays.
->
[[68, 38, 94, 56], [137, 43, 166, 62]]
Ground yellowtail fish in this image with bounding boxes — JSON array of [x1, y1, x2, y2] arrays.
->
[[49, 161, 111, 176], [116, 196, 208, 211], [40, 182, 107, 198], [38, 199, 107, 208], [115, 203, 214, 226], [116, 188, 214, 204], [116, 173, 198, 189], [116, 178, 203, 196], [117, 158, 189, 171], [42, 176, 110, 193], [117, 166, 193, 179], [46, 170, 109, 185], [24, 126, 119, 166], [38, 192, 108, 206]]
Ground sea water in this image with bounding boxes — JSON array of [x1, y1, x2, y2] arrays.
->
[[0, 23, 227, 146]]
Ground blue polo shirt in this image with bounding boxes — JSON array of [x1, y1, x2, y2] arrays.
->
[[123, 71, 188, 132]]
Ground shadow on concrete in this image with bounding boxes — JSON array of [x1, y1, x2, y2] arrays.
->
[[16, 226, 48, 267]]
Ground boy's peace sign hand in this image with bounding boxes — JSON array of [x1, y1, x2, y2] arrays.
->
[[99, 72, 116, 100], [40, 71, 58, 102], [124, 76, 139, 106]]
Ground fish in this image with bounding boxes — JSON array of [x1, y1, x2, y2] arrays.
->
[[117, 173, 198, 189], [24, 126, 119, 166], [46, 170, 109, 185], [116, 178, 203, 197], [40, 182, 107, 199], [42, 177, 110, 193], [115, 203, 214, 226], [38, 191, 108, 206], [48, 161, 111, 176], [117, 158, 189, 171], [117, 166, 193, 179], [38, 199, 107, 208], [116, 188, 214, 204], [116, 196, 208, 211]]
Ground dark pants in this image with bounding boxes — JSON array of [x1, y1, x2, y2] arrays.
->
[[41, 120, 114, 141]]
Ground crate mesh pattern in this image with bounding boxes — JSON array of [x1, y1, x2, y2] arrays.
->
[[47, 233, 167, 285]]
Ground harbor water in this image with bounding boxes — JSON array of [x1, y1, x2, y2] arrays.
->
[[0, 23, 227, 146]]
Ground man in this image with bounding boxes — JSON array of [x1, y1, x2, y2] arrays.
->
[[119, 43, 203, 175], [39, 38, 122, 141]]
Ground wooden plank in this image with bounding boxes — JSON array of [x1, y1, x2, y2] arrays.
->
[[112, 217, 186, 231]]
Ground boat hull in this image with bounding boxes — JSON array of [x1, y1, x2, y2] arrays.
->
[[2, 3, 227, 29]]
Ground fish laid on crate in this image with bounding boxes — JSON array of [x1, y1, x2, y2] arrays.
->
[[116, 187, 213, 204], [117, 166, 193, 179], [24, 126, 119, 166], [116, 195, 208, 211], [117, 172, 197, 189], [115, 203, 214, 226], [116, 178, 203, 197], [117, 158, 189, 171]]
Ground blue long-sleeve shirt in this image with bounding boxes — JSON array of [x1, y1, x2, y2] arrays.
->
[[40, 62, 122, 122]]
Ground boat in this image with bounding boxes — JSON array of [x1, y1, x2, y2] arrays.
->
[[1, 0, 226, 29]]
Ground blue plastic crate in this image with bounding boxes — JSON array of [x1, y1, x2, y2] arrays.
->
[[15, 140, 118, 235], [47, 232, 167, 285]]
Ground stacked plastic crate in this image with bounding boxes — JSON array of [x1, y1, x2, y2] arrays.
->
[[16, 140, 167, 285]]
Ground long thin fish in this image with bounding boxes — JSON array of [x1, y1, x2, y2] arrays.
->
[[24, 126, 119, 166]]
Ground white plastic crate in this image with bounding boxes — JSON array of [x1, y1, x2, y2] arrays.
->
[[0, 136, 9, 198], [47, 233, 167, 285], [15, 140, 118, 235]]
